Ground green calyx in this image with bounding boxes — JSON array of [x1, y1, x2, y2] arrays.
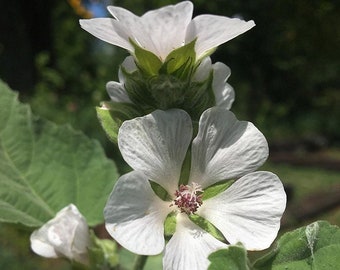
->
[[130, 38, 197, 79], [122, 63, 215, 121], [88, 230, 119, 269], [97, 39, 217, 141]]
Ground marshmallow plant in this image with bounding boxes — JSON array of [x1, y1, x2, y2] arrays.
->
[[1, 1, 339, 270]]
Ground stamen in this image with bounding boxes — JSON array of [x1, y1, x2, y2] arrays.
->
[[171, 182, 203, 214]]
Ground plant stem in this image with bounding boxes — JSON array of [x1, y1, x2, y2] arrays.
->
[[133, 255, 148, 270]]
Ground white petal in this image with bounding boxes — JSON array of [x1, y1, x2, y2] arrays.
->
[[197, 171, 286, 250], [119, 56, 137, 78], [30, 230, 59, 258], [186, 15, 255, 59], [79, 18, 133, 51], [106, 81, 132, 103], [189, 108, 268, 188], [104, 171, 171, 255], [118, 109, 192, 194], [107, 6, 151, 51], [163, 214, 227, 270], [140, 1, 193, 60], [192, 57, 212, 82], [212, 62, 235, 109]]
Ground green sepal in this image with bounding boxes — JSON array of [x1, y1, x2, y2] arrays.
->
[[125, 68, 215, 120], [203, 180, 235, 200], [208, 245, 250, 270], [178, 149, 192, 186], [88, 230, 119, 269], [96, 101, 141, 143], [253, 221, 340, 270], [122, 69, 158, 112], [123, 69, 188, 111], [189, 214, 226, 243], [164, 212, 177, 239], [130, 39, 162, 76], [149, 180, 171, 201], [161, 39, 197, 79]]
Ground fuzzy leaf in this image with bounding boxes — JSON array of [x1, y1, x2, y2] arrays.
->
[[208, 245, 249, 270], [0, 81, 119, 227], [253, 221, 340, 270]]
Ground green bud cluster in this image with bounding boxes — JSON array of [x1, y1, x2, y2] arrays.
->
[[97, 39, 217, 143]]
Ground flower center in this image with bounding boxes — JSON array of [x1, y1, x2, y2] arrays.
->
[[171, 182, 203, 214]]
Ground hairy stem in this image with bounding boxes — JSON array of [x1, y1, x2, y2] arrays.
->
[[133, 255, 148, 270]]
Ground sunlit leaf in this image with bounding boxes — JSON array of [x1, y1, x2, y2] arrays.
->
[[253, 221, 340, 270], [0, 81, 119, 227], [208, 245, 249, 270]]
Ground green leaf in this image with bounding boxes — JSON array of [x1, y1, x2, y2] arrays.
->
[[0, 80, 119, 227], [253, 221, 340, 270], [130, 39, 162, 76], [96, 101, 141, 144], [208, 245, 250, 270]]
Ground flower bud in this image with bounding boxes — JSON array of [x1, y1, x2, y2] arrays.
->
[[30, 204, 91, 265]]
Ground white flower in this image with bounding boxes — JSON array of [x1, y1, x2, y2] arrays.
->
[[104, 108, 286, 270], [30, 204, 91, 265], [79, 1, 255, 61], [106, 56, 234, 109]]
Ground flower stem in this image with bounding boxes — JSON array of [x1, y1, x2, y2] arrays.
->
[[133, 255, 148, 270]]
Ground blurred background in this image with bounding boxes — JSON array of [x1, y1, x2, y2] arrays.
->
[[0, 0, 339, 269]]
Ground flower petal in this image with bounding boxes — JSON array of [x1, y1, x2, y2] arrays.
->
[[108, 2, 193, 60], [79, 18, 133, 51], [107, 6, 152, 51], [118, 109, 192, 194], [140, 1, 193, 60], [186, 15, 255, 59], [212, 62, 235, 109], [106, 81, 132, 103], [163, 214, 227, 270], [104, 171, 171, 255], [189, 108, 268, 188], [119, 56, 137, 81], [30, 230, 59, 258], [197, 171, 286, 250], [193, 57, 212, 82]]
